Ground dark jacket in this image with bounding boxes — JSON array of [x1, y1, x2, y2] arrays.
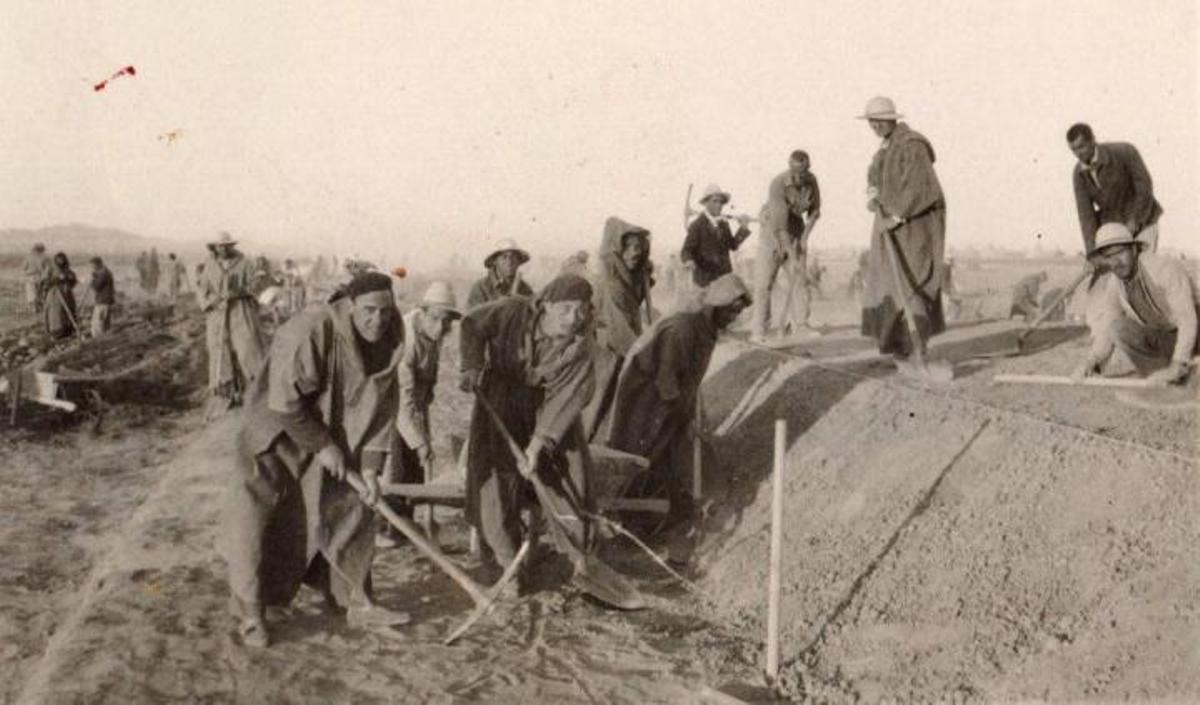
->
[[467, 271, 533, 309], [91, 266, 115, 305], [1072, 142, 1162, 254], [681, 214, 751, 287]]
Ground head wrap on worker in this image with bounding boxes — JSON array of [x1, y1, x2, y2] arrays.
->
[[344, 271, 394, 300], [537, 274, 593, 305]]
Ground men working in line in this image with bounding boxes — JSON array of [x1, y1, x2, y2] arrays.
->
[[467, 238, 533, 308], [42, 252, 79, 340], [1010, 271, 1048, 322], [1067, 123, 1162, 254], [608, 273, 752, 565], [582, 217, 653, 442], [681, 184, 753, 288], [377, 281, 462, 548], [857, 96, 948, 377], [223, 272, 410, 648], [1073, 223, 1197, 385], [459, 274, 629, 599], [751, 150, 822, 341], [165, 253, 188, 304], [22, 243, 48, 314], [199, 232, 267, 409], [88, 257, 116, 337]]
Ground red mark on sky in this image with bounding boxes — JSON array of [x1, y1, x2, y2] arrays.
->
[[93, 65, 137, 92]]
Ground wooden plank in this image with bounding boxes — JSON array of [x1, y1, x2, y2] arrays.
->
[[597, 497, 670, 513], [992, 373, 1155, 389]]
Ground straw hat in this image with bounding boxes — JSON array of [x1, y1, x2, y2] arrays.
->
[[699, 184, 731, 205], [210, 231, 237, 247], [857, 96, 903, 121], [483, 238, 531, 268], [421, 280, 461, 319], [1093, 223, 1140, 252]]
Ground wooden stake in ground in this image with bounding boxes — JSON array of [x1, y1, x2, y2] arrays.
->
[[765, 418, 786, 680]]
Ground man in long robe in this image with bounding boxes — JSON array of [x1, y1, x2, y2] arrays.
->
[[378, 281, 461, 547], [581, 217, 652, 442], [466, 238, 534, 308], [1073, 223, 1198, 385], [607, 274, 751, 563], [459, 274, 608, 591], [858, 96, 947, 371], [42, 252, 78, 340], [199, 232, 268, 408], [222, 272, 409, 647]]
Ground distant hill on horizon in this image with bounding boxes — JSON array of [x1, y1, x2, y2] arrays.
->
[[0, 223, 208, 259]]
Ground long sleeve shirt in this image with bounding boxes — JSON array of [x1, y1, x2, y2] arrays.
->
[[1087, 253, 1198, 364], [242, 296, 405, 463], [1072, 142, 1163, 254], [395, 309, 441, 450], [681, 215, 751, 286], [460, 297, 595, 449], [90, 267, 116, 305]]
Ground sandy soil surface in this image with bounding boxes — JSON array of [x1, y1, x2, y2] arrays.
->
[[2, 260, 1197, 704]]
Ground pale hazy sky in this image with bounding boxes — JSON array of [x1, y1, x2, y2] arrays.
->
[[2, 1, 1196, 267]]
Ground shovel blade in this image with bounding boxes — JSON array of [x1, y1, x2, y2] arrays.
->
[[573, 556, 646, 610]]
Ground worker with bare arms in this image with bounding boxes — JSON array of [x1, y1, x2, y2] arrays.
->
[[751, 150, 821, 341], [1073, 223, 1197, 385]]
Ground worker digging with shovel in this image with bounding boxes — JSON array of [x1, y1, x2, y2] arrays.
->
[[459, 273, 643, 609]]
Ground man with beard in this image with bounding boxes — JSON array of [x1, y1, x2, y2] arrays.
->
[[199, 232, 268, 409], [467, 238, 534, 308], [223, 271, 410, 648], [607, 273, 752, 565], [460, 274, 636, 602], [377, 281, 462, 548], [1073, 223, 1197, 385], [581, 217, 652, 442]]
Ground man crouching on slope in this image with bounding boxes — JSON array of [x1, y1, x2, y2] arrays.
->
[[222, 271, 410, 648], [1074, 223, 1198, 385]]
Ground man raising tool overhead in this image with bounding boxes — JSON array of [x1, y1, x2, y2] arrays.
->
[[681, 184, 753, 288]]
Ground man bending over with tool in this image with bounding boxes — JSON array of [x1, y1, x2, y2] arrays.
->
[[223, 271, 410, 648], [1073, 223, 1198, 385], [460, 273, 640, 607], [608, 273, 752, 566]]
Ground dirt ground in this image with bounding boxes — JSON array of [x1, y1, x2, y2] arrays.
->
[[2, 257, 1197, 703]]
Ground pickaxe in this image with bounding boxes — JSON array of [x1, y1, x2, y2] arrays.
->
[[683, 182, 759, 226], [343, 471, 531, 645]]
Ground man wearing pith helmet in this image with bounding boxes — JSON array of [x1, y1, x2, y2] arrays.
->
[[467, 237, 534, 308], [681, 184, 753, 287], [378, 280, 463, 548], [857, 96, 948, 377], [1074, 223, 1198, 386]]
